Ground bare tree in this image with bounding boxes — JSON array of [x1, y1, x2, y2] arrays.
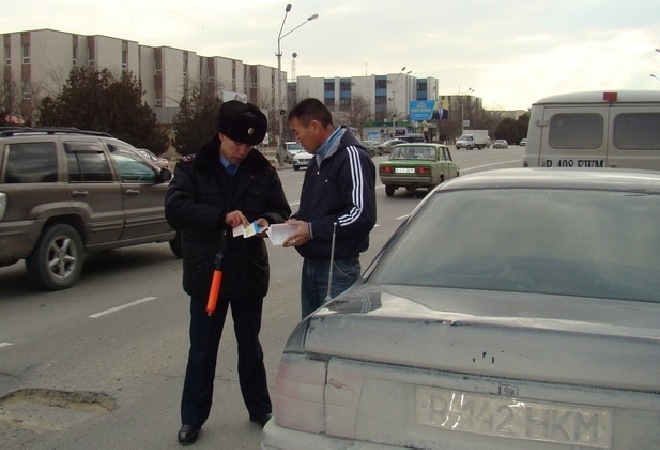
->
[[335, 95, 373, 139]]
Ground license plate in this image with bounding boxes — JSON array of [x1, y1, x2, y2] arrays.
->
[[416, 387, 612, 448], [395, 167, 415, 174]]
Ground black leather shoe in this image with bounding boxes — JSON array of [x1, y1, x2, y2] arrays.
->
[[178, 424, 200, 445], [249, 412, 273, 427]]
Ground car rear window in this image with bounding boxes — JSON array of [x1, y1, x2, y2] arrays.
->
[[3, 142, 58, 183], [372, 189, 660, 303]]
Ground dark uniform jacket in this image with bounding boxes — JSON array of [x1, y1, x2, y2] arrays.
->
[[165, 136, 291, 299]]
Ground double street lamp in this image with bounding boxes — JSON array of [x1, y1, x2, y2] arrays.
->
[[460, 86, 475, 135], [276, 4, 319, 166], [390, 67, 411, 137]]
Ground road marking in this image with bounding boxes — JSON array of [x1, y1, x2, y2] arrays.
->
[[0, 343, 13, 348], [89, 297, 157, 318], [462, 159, 522, 173]]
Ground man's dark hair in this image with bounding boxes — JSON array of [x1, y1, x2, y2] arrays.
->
[[288, 98, 334, 128]]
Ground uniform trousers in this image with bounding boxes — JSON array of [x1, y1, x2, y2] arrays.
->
[[181, 292, 271, 427]]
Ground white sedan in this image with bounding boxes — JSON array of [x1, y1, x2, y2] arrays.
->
[[292, 150, 313, 171], [263, 168, 660, 449]]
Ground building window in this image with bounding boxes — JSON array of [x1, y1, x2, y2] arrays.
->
[[4, 45, 10, 65], [154, 49, 162, 75], [122, 50, 128, 71], [72, 36, 78, 66], [22, 44, 30, 64]]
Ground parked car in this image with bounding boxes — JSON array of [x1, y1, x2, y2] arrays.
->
[[358, 140, 383, 157], [0, 128, 177, 289], [292, 150, 313, 171], [378, 143, 459, 196], [137, 148, 170, 170], [282, 142, 303, 164], [378, 139, 406, 154], [492, 139, 508, 149], [520, 137, 527, 146], [263, 168, 660, 450]]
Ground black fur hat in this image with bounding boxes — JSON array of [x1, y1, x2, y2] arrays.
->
[[216, 100, 267, 145]]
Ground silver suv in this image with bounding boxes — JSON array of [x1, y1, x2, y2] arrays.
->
[[0, 128, 177, 290]]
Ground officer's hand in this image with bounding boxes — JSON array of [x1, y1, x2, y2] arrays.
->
[[225, 210, 249, 228]]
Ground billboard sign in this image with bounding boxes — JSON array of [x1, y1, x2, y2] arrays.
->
[[410, 100, 435, 121], [410, 99, 449, 121]]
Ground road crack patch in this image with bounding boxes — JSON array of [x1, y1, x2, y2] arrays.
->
[[0, 388, 117, 431]]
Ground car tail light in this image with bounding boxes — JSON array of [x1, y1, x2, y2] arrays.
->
[[379, 166, 394, 175], [417, 166, 430, 175], [272, 353, 327, 433], [0, 193, 6, 221], [272, 320, 327, 433]]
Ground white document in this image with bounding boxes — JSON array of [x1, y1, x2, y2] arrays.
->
[[266, 223, 297, 246]]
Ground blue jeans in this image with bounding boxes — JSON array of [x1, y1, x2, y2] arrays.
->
[[301, 257, 361, 318]]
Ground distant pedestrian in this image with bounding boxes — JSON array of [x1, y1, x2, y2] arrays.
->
[[165, 100, 291, 445], [282, 98, 376, 318]]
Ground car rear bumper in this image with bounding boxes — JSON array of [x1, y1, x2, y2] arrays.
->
[[0, 220, 42, 263], [262, 420, 404, 449], [379, 175, 433, 185]]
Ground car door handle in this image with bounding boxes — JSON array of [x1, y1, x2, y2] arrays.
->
[[71, 190, 88, 197], [126, 190, 141, 196]]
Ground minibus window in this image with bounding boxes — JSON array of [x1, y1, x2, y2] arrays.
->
[[613, 113, 660, 150], [549, 114, 603, 149]]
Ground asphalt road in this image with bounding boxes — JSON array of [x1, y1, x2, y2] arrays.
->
[[0, 146, 524, 449]]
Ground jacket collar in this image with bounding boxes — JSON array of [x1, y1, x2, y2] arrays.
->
[[193, 135, 270, 173]]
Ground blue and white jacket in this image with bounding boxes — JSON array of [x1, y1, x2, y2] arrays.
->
[[292, 127, 376, 260]]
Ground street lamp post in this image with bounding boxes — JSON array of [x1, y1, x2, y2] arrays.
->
[[276, 4, 319, 166], [460, 86, 474, 135], [390, 67, 410, 138]]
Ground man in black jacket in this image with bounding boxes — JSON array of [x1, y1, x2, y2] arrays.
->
[[165, 101, 291, 445], [283, 98, 376, 318]]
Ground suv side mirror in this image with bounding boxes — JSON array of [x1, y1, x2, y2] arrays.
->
[[158, 167, 173, 182]]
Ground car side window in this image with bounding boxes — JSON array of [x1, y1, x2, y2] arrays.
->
[[64, 142, 112, 182], [4, 142, 58, 183], [108, 144, 156, 182]]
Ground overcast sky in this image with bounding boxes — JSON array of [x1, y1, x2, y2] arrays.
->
[[4, 0, 659, 110]]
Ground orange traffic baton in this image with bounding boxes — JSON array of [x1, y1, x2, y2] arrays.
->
[[205, 228, 228, 316]]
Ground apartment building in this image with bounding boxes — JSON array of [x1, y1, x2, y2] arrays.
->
[[3, 28, 461, 136], [2, 28, 274, 128]]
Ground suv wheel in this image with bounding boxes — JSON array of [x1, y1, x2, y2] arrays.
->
[[26, 224, 84, 290], [385, 185, 396, 196]]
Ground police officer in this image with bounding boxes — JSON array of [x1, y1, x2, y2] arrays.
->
[[165, 101, 291, 445]]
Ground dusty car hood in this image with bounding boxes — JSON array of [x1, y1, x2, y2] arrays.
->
[[303, 284, 659, 392]]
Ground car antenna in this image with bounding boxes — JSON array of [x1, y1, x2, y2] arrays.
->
[[325, 222, 338, 303]]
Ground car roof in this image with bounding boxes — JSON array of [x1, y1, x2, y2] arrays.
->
[[438, 168, 660, 193], [533, 89, 660, 105], [392, 143, 445, 148]]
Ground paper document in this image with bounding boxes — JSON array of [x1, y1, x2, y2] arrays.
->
[[232, 222, 267, 238], [265, 223, 297, 245]]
